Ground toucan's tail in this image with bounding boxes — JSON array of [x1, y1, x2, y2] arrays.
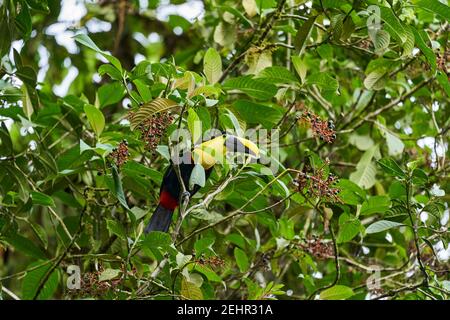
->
[[144, 204, 174, 233]]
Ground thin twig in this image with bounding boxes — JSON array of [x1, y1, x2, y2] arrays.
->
[[32, 205, 86, 300]]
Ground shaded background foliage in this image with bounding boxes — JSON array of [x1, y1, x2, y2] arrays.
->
[[0, 0, 449, 300]]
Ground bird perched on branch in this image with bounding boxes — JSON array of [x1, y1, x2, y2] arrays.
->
[[145, 133, 260, 233]]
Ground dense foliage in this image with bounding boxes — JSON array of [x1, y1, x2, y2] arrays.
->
[[0, 0, 449, 300]]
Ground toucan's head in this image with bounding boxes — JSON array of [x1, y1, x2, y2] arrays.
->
[[192, 134, 259, 169]]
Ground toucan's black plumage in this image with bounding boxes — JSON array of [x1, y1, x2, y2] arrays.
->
[[144, 160, 213, 233], [145, 134, 259, 233]]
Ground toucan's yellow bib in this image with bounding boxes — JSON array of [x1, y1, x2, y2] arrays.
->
[[192, 136, 226, 169]]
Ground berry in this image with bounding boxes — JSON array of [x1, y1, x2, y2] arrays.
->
[[108, 140, 129, 168]]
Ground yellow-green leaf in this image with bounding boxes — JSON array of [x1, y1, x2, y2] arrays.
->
[[320, 285, 354, 300], [130, 98, 178, 130], [84, 104, 105, 137], [181, 276, 203, 300], [203, 48, 222, 84]]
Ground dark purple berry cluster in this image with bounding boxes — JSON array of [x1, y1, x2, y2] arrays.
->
[[293, 166, 341, 203], [299, 108, 336, 143], [196, 255, 225, 268], [130, 112, 174, 152], [299, 236, 334, 260]]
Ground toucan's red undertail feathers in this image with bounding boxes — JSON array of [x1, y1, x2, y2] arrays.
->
[[159, 190, 178, 210]]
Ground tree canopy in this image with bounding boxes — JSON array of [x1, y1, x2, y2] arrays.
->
[[0, 0, 449, 300]]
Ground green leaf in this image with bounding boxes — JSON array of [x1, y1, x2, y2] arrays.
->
[[98, 82, 126, 108], [194, 237, 215, 256], [84, 104, 105, 137], [306, 73, 339, 92], [320, 285, 354, 300], [98, 268, 121, 281], [74, 34, 122, 72], [194, 264, 222, 282], [15, 3, 32, 38], [223, 75, 277, 100], [349, 145, 379, 189], [98, 64, 123, 80], [143, 231, 172, 249], [360, 195, 391, 216], [291, 56, 307, 83], [294, 16, 316, 55], [234, 247, 249, 272], [16, 66, 37, 87], [225, 233, 246, 249], [349, 134, 374, 151], [203, 48, 222, 84], [377, 158, 406, 178], [366, 220, 404, 234], [111, 165, 131, 214], [411, 168, 428, 185], [30, 223, 48, 249], [26, 0, 49, 13], [31, 191, 55, 207], [13, 49, 23, 68], [377, 123, 405, 156], [106, 219, 126, 240], [331, 14, 344, 40], [191, 85, 222, 98], [401, 25, 415, 57], [258, 66, 298, 84], [22, 261, 59, 300], [423, 202, 445, 220], [373, 29, 390, 55], [364, 70, 387, 90], [189, 163, 206, 190], [21, 85, 34, 120], [6, 234, 46, 260], [414, 0, 450, 22], [350, 161, 376, 190], [187, 108, 202, 144], [0, 122, 13, 153], [133, 79, 152, 102], [130, 207, 148, 221], [190, 208, 223, 223], [222, 108, 245, 132], [130, 98, 178, 130], [341, 15, 355, 41], [436, 71, 450, 98], [0, 16, 12, 58], [378, 6, 407, 44], [337, 214, 361, 244], [176, 252, 192, 268], [122, 161, 163, 184], [255, 0, 277, 11], [181, 276, 203, 300], [336, 179, 366, 205], [412, 27, 436, 74], [232, 99, 283, 129]]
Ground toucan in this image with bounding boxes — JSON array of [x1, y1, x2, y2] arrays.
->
[[144, 133, 260, 233]]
